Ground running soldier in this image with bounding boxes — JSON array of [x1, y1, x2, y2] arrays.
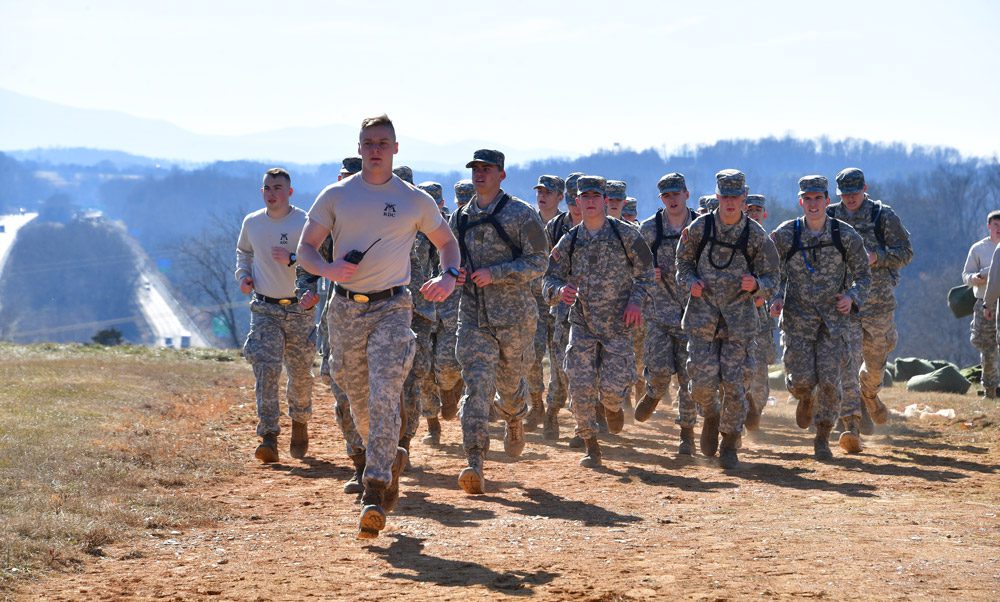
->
[[450, 149, 548, 494], [298, 114, 460, 539], [454, 179, 474, 208], [604, 180, 642, 417], [524, 174, 566, 431], [829, 168, 913, 432], [237, 168, 320, 463], [744, 193, 775, 431], [543, 175, 654, 467], [676, 169, 779, 469], [962, 211, 1000, 398], [770, 176, 871, 457], [634, 173, 699, 455]]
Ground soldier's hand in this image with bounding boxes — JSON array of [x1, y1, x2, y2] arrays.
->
[[560, 284, 578, 304], [769, 300, 783, 317], [271, 246, 292, 264], [240, 276, 255, 295], [741, 274, 758, 292], [470, 268, 493, 287], [327, 259, 359, 282], [654, 267, 662, 281], [690, 280, 705, 298], [623, 302, 643, 328], [985, 306, 994, 321], [420, 275, 456, 302], [299, 290, 319, 310], [754, 296, 765, 308], [835, 293, 853, 315], [867, 251, 877, 266], [972, 275, 988, 286], [455, 268, 467, 286]]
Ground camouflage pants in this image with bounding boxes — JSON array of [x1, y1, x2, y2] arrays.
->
[[528, 303, 553, 404], [686, 336, 751, 435], [328, 291, 416, 487], [405, 314, 439, 428], [565, 327, 635, 440], [242, 300, 316, 437], [434, 312, 462, 393], [971, 298, 999, 390], [784, 325, 845, 428], [853, 310, 897, 405], [632, 326, 646, 403], [456, 317, 533, 454], [318, 282, 332, 382], [547, 306, 570, 411], [747, 327, 774, 415], [643, 320, 695, 427], [839, 317, 862, 419], [332, 379, 364, 456]]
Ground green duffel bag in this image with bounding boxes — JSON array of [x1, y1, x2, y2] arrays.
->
[[930, 360, 956, 370], [894, 357, 938, 381], [948, 284, 976, 319], [906, 365, 972, 395], [960, 364, 983, 384]]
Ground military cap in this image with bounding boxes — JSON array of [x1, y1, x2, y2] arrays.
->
[[465, 149, 505, 170], [715, 169, 747, 197], [565, 172, 584, 196], [746, 194, 766, 208], [533, 175, 566, 194], [798, 175, 828, 195], [418, 181, 444, 203], [623, 197, 638, 217], [576, 175, 607, 196], [657, 172, 687, 194], [835, 167, 866, 195], [341, 156, 362, 176], [454, 179, 474, 204], [606, 180, 627, 200], [393, 166, 414, 184], [699, 194, 718, 210]]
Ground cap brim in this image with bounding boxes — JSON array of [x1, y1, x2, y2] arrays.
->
[[658, 187, 685, 194], [465, 160, 501, 169], [835, 186, 863, 195]]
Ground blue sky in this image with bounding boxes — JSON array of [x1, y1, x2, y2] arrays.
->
[[2, 0, 998, 159]]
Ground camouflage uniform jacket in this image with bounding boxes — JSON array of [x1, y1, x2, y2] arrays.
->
[[827, 196, 911, 315], [449, 190, 548, 328], [543, 218, 655, 341], [530, 209, 558, 306], [676, 211, 779, 342], [640, 209, 693, 326], [408, 231, 438, 321], [771, 217, 871, 341]]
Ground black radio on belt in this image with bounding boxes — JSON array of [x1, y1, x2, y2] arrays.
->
[[344, 238, 382, 265]]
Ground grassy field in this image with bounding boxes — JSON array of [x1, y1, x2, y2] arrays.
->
[[0, 343, 249, 596]]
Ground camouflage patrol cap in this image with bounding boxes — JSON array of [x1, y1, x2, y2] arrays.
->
[[454, 179, 474, 205], [465, 149, 505, 170], [606, 180, 627, 200], [798, 175, 828, 195], [418, 181, 444, 203], [393, 166, 414, 184], [699, 195, 718, 210], [341, 156, 362, 176], [565, 172, 584, 197], [623, 197, 638, 217], [746, 194, 766, 208], [576, 175, 607, 196], [715, 169, 747, 197], [657, 172, 687, 194], [533, 175, 566, 194], [835, 167, 866, 195]]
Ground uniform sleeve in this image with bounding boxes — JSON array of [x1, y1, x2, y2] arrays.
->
[[675, 219, 704, 289], [294, 265, 319, 298], [542, 236, 571, 305], [235, 217, 253, 282], [628, 231, 656, 308], [875, 208, 913, 270], [415, 191, 448, 235], [306, 188, 335, 231], [963, 242, 985, 285], [845, 228, 872, 310], [489, 207, 549, 284]]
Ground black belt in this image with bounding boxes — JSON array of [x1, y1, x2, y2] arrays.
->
[[255, 293, 298, 306], [334, 284, 403, 303]]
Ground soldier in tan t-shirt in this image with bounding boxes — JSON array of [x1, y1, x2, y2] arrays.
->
[[297, 114, 460, 540]]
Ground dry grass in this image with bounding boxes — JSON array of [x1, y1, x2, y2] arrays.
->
[[0, 343, 249, 595]]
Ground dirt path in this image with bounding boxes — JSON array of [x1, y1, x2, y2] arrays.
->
[[25, 382, 1000, 601]]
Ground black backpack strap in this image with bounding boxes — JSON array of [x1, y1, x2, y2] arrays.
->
[[651, 208, 664, 268], [566, 226, 580, 273], [457, 210, 473, 270], [831, 218, 846, 262], [694, 214, 714, 267], [736, 220, 753, 271], [871, 201, 886, 248], [825, 206, 835, 219], [456, 194, 522, 268], [607, 218, 633, 268]]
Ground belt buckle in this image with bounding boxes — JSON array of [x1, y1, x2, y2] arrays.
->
[[352, 293, 370, 303], [278, 298, 292, 306]]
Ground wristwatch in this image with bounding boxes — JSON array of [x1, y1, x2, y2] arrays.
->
[[444, 267, 461, 279], [287, 253, 297, 267]]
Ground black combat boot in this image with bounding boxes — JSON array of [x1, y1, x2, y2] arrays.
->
[[678, 427, 695, 456], [719, 433, 740, 469], [254, 432, 279, 464], [814, 424, 834, 460], [700, 414, 720, 457], [633, 393, 660, 423], [580, 436, 602, 468], [289, 421, 308, 459], [344, 452, 365, 494]]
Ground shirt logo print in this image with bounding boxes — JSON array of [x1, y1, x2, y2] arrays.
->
[[280, 233, 289, 244], [384, 203, 397, 218]]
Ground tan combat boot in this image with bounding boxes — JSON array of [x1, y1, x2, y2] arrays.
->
[[839, 416, 863, 454], [504, 418, 525, 457], [458, 452, 485, 494], [579, 436, 602, 468], [343, 452, 365, 494], [524, 395, 545, 431], [543, 407, 560, 441], [814, 424, 834, 460], [700, 414, 720, 457], [254, 432, 279, 464], [422, 417, 442, 446], [633, 393, 660, 422], [289, 421, 308, 459]]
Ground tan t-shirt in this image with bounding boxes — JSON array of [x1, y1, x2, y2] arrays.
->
[[235, 205, 307, 299], [307, 173, 445, 293]]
